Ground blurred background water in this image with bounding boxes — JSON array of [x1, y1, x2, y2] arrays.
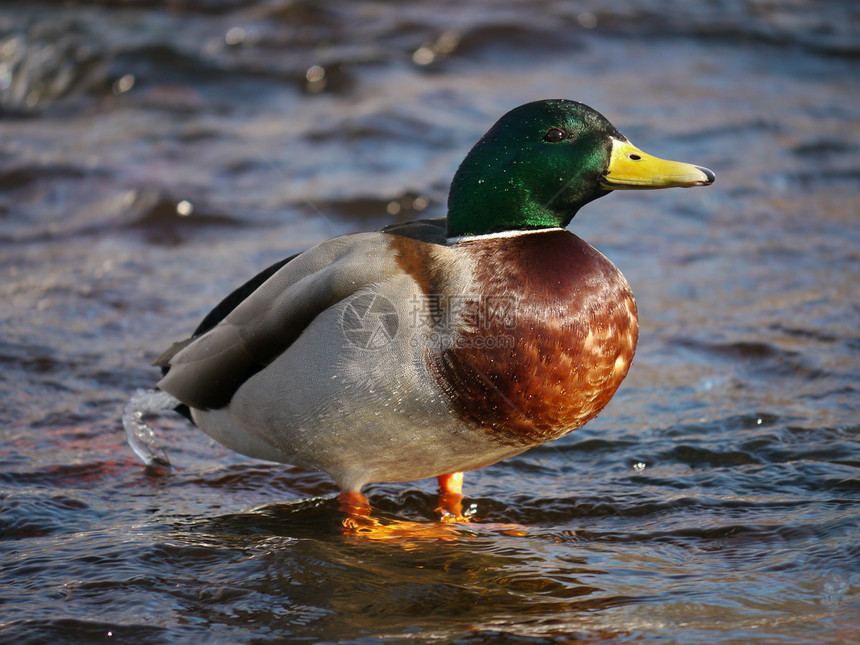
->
[[1, 0, 859, 642]]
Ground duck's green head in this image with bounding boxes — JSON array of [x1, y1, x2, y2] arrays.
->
[[446, 99, 715, 237]]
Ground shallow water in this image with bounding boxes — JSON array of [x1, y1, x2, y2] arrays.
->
[[1, 1, 859, 642]]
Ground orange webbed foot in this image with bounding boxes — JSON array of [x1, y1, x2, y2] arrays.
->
[[338, 490, 375, 530], [337, 483, 527, 540], [338, 489, 464, 540], [436, 472, 471, 523], [435, 473, 529, 535]]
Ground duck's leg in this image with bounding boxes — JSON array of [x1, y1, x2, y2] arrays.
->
[[338, 490, 373, 529], [338, 488, 461, 539], [337, 475, 469, 536], [436, 472, 467, 521]]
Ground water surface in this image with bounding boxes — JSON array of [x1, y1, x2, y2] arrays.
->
[[1, 1, 859, 642]]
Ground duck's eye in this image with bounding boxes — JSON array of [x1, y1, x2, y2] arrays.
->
[[543, 128, 566, 143]]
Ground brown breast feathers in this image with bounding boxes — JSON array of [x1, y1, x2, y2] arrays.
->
[[425, 230, 639, 448]]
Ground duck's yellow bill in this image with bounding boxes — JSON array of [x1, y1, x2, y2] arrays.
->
[[601, 139, 715, 189]]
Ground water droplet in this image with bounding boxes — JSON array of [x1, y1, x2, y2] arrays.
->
[[577, 12, 597, 29], [225, 27, 246, 45], [436, 31, 461, 54], [306, 65, 325, 83], [412, 46, 435, 66], [112, 74, 135, 95], [305, 65, 327, 93]]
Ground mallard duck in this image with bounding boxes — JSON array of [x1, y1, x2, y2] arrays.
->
[[130, 99, 713, 522]]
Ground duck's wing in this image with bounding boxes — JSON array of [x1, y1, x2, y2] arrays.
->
[[191, 254, 300, 339], [153, 254, 299, 378], [155, 218, 448, 412]]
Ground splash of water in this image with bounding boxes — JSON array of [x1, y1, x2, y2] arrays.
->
[[122, 388, 178, 467]]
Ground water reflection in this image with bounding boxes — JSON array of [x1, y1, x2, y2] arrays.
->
[[169, 502, 629, 642]]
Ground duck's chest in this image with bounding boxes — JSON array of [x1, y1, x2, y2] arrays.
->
[[425, 230, 639, 447]]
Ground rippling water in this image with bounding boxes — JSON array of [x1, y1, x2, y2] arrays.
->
[[2, 1, 859, 642]]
